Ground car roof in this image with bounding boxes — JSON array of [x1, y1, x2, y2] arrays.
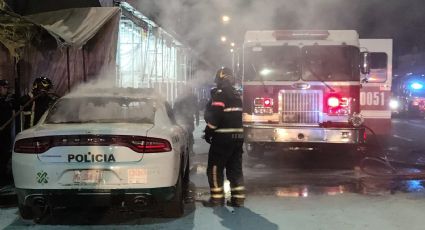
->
[[62, 87, 163, 101]]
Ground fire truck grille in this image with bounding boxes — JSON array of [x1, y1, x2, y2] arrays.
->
[[280, 90, 323, 124]]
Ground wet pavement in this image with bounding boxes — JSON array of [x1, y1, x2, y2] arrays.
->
[[1, 118, 425, 228], [191, 117, 425, 198]]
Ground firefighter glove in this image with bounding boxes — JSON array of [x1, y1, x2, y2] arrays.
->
[[203, 126, 214, 144]]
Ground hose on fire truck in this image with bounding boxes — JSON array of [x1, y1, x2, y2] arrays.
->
[[360, 125, 425, 180]]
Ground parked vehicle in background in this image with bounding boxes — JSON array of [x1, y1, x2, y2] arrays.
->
[[12, 88, 190, 220], [391, 74, 425, 118]]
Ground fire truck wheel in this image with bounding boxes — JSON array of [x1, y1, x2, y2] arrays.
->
[[246, 143, 265, 158]]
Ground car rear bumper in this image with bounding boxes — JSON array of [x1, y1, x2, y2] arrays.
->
[[244, 125, 365, 144], [16, 187, 177, 208]]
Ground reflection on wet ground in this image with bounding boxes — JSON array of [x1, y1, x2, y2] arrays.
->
[[191, 145, 425, 200]]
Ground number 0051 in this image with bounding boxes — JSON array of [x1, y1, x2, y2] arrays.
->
[[360, 92, 385, 106]]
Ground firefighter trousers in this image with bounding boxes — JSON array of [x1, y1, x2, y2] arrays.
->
[[207, 138, 245, 203]]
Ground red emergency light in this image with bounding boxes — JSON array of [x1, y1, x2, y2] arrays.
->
[[253, 97, 274, 115], [254, 97, 273, 107], [264, 98, 272, 107], [272, 30, 330, 40], [326, 94, 351, 116], [327, 96, 340, 108]]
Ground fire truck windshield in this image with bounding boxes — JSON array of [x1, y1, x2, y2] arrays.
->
[[243, 45, 360, 82], [244, 46, 301, 81], [302, 46, 360, 81]]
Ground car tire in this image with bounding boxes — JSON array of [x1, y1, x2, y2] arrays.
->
[[162, 174, 184, 218], [182, 157, 190, 195], [18, 204, 34, 220]]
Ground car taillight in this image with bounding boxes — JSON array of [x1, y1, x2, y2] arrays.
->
[[14, 137, 51, 154], [254, 97, 274, 114], [130, 137, 172, 153], [14, 135, 172, 154], [326, 95, 351, 116]]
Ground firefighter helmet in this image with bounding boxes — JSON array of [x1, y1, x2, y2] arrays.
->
[[215, 67, 234, 87], [32, 76, 53, 92]]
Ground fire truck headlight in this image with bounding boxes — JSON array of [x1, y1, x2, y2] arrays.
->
[[389, 99, 399, 110], [349, 113, 364, 128]]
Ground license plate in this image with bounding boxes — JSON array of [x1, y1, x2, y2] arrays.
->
[[127, 168, 147, 184], [73, 170, 103, 184]]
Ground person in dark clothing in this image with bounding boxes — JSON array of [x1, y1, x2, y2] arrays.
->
[[203, 67, 245, 207], [0, 79, 15, 185], [20, 76, 58, 131]]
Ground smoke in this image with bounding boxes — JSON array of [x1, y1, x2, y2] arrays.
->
[[135, 0, 425, 67], [136, 0, 364, 66], [48, 75, 156, 124], [67, 67, 118, 97]]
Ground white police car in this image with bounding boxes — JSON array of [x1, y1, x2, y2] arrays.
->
[[12, 88, 190, 219]]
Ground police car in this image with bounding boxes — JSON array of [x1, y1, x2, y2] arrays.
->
[[12, 88, 190, 219]]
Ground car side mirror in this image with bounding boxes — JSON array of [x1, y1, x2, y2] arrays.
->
[[360, 52, 371, 75]]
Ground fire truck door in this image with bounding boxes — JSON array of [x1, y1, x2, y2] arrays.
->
[[359, 39, 393, 137]]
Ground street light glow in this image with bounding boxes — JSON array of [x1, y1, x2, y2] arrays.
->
[[260, 68, 273, 76], [222, 15, 230, 24], [221, 36, 227, 42], [230, 48, 234, 53], [230, 42, 235, 47]]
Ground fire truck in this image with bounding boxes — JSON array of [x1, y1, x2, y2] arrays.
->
[[240, 30, 368, 157], [359, 39, 393, 141]]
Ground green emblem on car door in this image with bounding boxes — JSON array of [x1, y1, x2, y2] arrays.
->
[[36, 171, 49, 184]]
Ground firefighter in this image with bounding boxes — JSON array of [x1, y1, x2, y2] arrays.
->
[[20, 76, 58, 131], [0, 79, 15, 185], [203, 67, 245, 207]]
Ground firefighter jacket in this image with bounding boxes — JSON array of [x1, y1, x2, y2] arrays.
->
[[205, 86, 243, 142], [19, 92, 58, 130]]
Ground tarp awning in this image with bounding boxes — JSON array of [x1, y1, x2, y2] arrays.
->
[[25, 7, 120, 48], [0, 7, 120, 58]]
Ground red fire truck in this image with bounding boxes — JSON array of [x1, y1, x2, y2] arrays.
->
[[240, 30, 368, 157]]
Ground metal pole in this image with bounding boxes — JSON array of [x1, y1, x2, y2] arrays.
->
[[82, 46, 87, 82], [66, 47, 71, 92], [14, 57, 20, 136]]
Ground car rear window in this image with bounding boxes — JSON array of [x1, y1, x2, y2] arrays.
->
[[46, 97, 156, 124]]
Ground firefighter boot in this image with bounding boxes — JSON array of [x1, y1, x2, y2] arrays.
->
[[202, 198, 225, 207], [203, 187, 225, 207], [227, 197, 244, 207], [227, 186, 245, 207]]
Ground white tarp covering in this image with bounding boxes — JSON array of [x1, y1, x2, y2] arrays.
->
[[25, 7, 120, 48]]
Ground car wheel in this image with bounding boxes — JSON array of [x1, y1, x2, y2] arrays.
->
[[162, 174, 184, 218], [183, 157, 190, 192], [246, 143, 264, 158], [18, 203, 34, 220]]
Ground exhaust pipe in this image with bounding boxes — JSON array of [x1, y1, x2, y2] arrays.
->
[[30, 196, 49, 219], [32, 196, 46, 207], [131, 195, 150, 212]]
